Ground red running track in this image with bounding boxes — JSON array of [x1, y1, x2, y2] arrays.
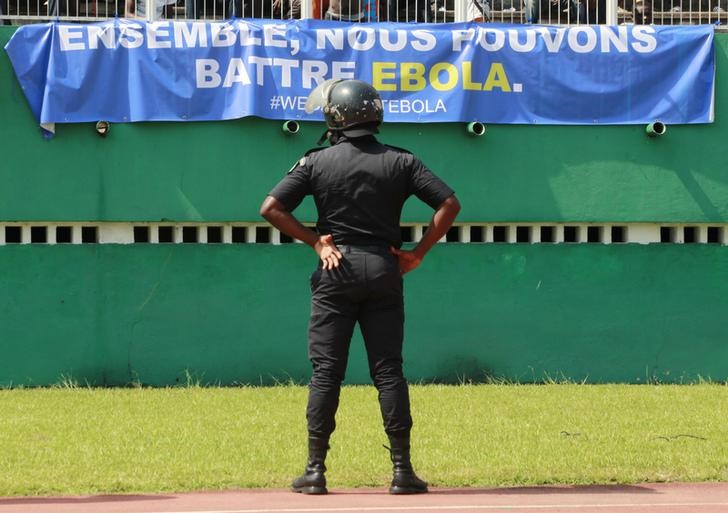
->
[[2, 483, 728, 513]]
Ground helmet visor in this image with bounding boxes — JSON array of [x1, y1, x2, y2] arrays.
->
[[304, 79, 342, 114]]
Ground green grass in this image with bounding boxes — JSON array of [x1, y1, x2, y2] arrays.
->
[[1, 384, 727, 496]]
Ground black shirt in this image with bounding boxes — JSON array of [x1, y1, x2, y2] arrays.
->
[[269, 135, 455, 249]]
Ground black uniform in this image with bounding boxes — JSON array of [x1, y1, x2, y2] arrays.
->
[[269, 134, 454, 440]]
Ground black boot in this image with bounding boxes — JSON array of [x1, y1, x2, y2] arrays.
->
[[385, 434, 428, 494], [291, 436, 329, 495]]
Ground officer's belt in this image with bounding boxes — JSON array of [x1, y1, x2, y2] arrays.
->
[[336, 245, 391, 255]]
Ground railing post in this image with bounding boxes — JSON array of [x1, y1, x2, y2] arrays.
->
[[606, 0, 618, 24], [301, 0, 313, 18], [146, 0, 155, 21], [454, 0, 468, 22]]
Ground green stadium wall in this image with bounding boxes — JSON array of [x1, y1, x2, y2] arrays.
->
[[1, 26, 727, 386]]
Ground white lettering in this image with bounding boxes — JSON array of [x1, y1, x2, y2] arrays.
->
[[58, 26, 85, 51], [452, 29, 475, 51], [147, 22, 172, 49], [508, 28, 536, 52], [478, 29, 505, 51], [280, 96, 296, 109], [264, 24, 288, 48], [348, 26, 376, 51], [631, 26, 657, 53], [411, 29, 436, 51], [196, 59, 221, 88], [302, 61, 328, 88], [249, 56, 273, 85], [273, 58, 299, 87], [174, 21, 207, 48], [331, 61, 356, 80], [119, 24, 143, 49], [223, 58, 251, 87], [568, 26, 597, 53], [279, 96, 307, 109], [380, 29, 407, 52], [600, 25, 628, 52], [317, 28, 344, 50], [383, 98, 446, 114], [237, 22, 262, 46], [537, 27, 567, 53], [211, 22, 236, 47], [87, 25, 115, 49]]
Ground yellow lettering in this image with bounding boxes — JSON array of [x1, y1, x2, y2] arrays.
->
[[372, 62, 397, 92], [483, 62, 511, 92], [429, 62, 458, 92], [373, 60, 512, 93], [400, 62, 426, 92], [461, 61, 482, 91]]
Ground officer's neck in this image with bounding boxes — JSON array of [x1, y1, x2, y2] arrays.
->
[[330, 133, 376, 145]]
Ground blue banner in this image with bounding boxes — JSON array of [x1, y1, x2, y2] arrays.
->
[[4, 19, 715, 128]]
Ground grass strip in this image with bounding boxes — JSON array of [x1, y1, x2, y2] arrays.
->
[[0, 384, 726, 496]]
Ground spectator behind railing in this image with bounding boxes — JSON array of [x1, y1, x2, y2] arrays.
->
[[46, 0, 78, 17], [524, 0, 578, 22], [323, 0, 378, 20], [228, 0, 300, 18], [578, 0, 606, 23], [634, 0, 651, 23], [622, 0, 651, 23], [468, 0, 491, 20], [273, 0, 301, 18], [380, 0, 446, 21], [186, 0, 201, 19], [325, 0, 364, 19], [126, 0, 175, 18], [522, 0, 658, 24]]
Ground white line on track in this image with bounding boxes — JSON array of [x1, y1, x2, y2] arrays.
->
[[139, 502, 728, 513]]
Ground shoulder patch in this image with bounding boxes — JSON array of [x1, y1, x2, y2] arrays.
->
[[287, 157, 307, 174], [383, 144, 413, 155], [304, 147, 326, 157], [287, 147, 325, 174]]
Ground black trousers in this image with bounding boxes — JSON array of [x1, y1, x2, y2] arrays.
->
[[306, 245, 413, 439]]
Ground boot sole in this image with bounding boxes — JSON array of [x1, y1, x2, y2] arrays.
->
[[292, 486, 328, 495], [389, 486, 428, 495]]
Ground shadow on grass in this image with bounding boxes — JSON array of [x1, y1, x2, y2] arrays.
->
[[0, 494, 175, 505], [329, 484, 659, 495], [432, 484, 659, 495], [0, 484, 662, 505]]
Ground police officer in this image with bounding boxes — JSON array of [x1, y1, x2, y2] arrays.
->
[[260, 79, 460, 495]]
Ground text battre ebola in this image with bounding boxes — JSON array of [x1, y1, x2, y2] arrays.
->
[[57, 22, 658, 55], [196, 60, 517, 92]]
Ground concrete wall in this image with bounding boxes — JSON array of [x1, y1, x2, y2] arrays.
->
[[2, 243, 727, 386], [1, 26, 727, 385]]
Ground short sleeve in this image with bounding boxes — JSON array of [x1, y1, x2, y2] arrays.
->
[[408, 156, 455, 210], [268, 158, 313, 212]]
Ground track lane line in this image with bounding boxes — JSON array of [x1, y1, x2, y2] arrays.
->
[[127, 502, 728, 513]]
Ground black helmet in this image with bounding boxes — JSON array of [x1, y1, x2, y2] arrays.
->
[[305, 79, 383, 137]]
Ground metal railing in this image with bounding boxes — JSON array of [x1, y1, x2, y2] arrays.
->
[[487, 0, 728, 24], [0, 0, 452, 21], [2, 222, 727, 245], [1, 0, 725, 30]]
